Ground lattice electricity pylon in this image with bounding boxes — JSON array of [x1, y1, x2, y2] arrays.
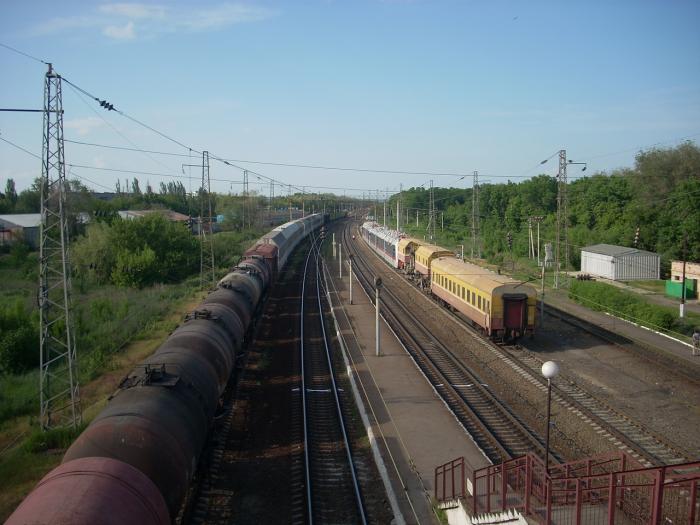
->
[[39, 64, 81, 430], [471, 170, 481, 259], [554, 149, 567, 289], [199, 150, 215, 288]]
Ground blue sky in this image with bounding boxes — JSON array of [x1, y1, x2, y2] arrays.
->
[[1, 1, 699, 197]]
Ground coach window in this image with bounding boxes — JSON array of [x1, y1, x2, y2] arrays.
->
[[478, 296, 482, 310], [461, 287, 465, 300]]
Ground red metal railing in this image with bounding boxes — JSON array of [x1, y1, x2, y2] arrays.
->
[[435, 452, 700, 525], [435, 456, 465, 502]]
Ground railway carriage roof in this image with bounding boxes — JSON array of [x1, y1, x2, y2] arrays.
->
[[432, 257, 537, 296], [415, 244, 454, 258], [362, 222, 401, 244], [397, 237, 422, 250]]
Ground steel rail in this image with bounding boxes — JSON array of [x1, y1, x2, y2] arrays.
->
[[300, 234, 368, 524], [314, 247, 367, 525], [343, 223, 549, 465], [300, 237, 314, 524]]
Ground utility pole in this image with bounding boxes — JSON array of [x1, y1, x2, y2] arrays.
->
[[241, 170, 247, 229], [681, 233, 688, 318], [268, 181, 273, 217], [529, 216, 544, 263], [39, 63, 81, 430], [339, 242, 343, 279], [416, 210, 419, 227], [288, 184, 292, 221], [541, 264, 546, 327], [396, 184, 401, 232], [471, 170, 480, 258], [200, 151, 215, 289], [383, 197, 386, 227], [554, 150, 567, 289], [427, 180, 435, 241], [374, 191, 378, 221]]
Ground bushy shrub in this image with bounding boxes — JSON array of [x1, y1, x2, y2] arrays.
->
[[72, 214, 199, 288], [0, 300, 38, 374], [569, 280, 677, 332]]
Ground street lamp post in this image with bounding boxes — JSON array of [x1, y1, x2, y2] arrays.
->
[[541, 361, 560, 474], [349, 255, 354, 305], [374, 277, 382, 357]]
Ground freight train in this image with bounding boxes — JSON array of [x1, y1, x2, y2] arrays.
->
[[7, 213, 325, 525], [361, 221, 536, 339]]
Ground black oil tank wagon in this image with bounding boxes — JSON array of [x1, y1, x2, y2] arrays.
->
[[7, 214, 325, 525]]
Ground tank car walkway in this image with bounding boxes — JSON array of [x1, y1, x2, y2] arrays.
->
[[325, 261, 491, 525]]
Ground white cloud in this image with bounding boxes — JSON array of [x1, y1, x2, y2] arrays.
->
[[182, 4, 278, 31], [99, 3, 167, 19], [32, 3, 278, 40], [103, 21, 136, 40], [65, 117, 104, 136]]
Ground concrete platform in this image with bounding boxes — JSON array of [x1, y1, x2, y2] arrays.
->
[[324, 257, 490, 525]]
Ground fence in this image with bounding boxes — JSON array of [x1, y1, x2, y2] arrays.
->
[[436, 452, 699, 525]]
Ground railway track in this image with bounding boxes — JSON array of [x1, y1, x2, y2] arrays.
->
[[504, 346, 689, 466], [297, 237, 367, 524], [343, 220, 692, 467], [342, 224, 553, 466]]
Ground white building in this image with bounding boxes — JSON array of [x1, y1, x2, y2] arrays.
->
[[580, 244, 660, 281]]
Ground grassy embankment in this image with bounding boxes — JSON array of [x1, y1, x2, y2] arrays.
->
[[0, 229, 261, 521]]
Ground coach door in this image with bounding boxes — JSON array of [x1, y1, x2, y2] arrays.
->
[[503, 294, 527, 333]]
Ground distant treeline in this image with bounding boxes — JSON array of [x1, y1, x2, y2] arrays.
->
[[390, 142, 700, 269]]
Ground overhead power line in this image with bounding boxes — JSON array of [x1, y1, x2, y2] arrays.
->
[[0, 41, 49, 65]]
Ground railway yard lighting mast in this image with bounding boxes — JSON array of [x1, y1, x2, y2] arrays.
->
[[541, 361, 560, 473]]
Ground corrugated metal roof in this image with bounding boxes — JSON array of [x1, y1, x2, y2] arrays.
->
[[118, 209, 189, 221], [582, 243, 658, 257], [0, 213, 41, 228]]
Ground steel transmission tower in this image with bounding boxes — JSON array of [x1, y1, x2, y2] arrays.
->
[[200, 151, 215, 288], [39, 64, 81, 430], [554, 150, 567, 289], [471, 171, 481, 258]]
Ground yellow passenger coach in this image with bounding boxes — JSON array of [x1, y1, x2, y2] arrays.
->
[[430, 256, 536, 339]]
